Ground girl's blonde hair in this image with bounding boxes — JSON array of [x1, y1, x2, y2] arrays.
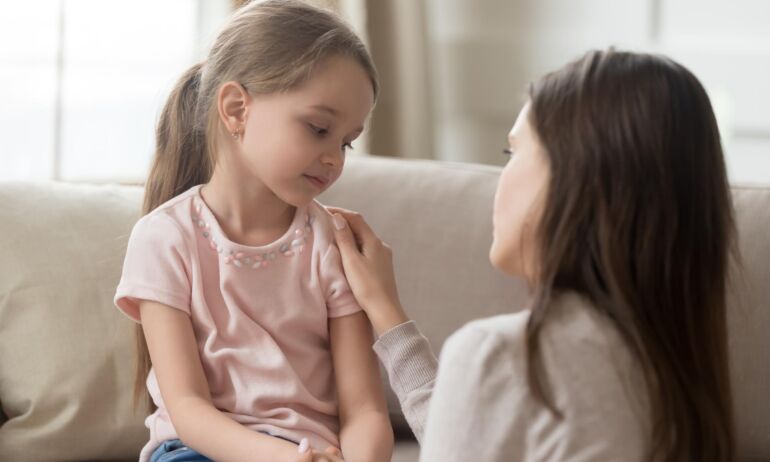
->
[[134, 0, 379, 410]]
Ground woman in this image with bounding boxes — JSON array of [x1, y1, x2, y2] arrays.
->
[[330, 49, 736, 461]]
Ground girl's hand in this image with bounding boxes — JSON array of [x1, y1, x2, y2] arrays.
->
[[327, 207, 409, 337]]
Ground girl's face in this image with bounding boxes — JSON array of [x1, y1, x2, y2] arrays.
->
[[226, 55, 375, 207], [490, 103, 551, 280]]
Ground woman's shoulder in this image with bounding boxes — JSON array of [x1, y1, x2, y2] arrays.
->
[[440, 311, 532, 381], [439, 292, 636, 386], [540, 291, 630, 359], [443, 292, 627, 362], [448, 311, 530, 349]]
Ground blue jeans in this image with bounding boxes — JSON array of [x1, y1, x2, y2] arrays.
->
[[149, 439, 212, 462], [150, 434, 300, 461]]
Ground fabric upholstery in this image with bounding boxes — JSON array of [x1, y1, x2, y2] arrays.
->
[[0, 156, 768, 461]]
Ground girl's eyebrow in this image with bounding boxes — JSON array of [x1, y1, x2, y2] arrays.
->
[[311, 104, 339, 116]]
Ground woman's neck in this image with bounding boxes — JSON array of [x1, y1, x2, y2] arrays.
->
[[201, 164, 295, 247]]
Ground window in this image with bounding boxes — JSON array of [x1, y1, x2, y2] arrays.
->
[[0, 0, 231, 182]]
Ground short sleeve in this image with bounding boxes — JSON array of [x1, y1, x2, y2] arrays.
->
[[320, 242, 362, 318], [114, 213, 192, 322]]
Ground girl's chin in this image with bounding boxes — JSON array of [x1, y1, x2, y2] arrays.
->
[[275, 188, 318, 208]]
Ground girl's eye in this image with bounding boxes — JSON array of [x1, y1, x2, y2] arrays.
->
[[502, 148, 514, 158], [342, 142, 353, 152], [309, 124, 329, 136]]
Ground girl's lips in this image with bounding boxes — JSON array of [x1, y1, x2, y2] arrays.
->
[[304, 174, 329, 189]]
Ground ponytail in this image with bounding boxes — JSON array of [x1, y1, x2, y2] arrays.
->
[[133, 62, 211, 411], [143, 62, 211, 214]]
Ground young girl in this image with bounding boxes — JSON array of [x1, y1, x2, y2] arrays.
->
[[114, 2, 392, 461], [331, 49, 736, 461]]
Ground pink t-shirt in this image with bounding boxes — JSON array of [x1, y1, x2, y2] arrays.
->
[[114, 185, 361, 461]]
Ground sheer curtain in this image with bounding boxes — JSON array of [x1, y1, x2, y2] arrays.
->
[[345, 0, 770, 182], [0, 0, 231, 183]]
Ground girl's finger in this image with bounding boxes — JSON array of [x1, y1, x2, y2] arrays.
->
[[295, 450, 312, 462]]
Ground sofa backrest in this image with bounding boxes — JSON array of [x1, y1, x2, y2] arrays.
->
[[0, 155, 767, 460]]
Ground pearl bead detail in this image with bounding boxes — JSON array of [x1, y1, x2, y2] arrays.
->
[[193, 201, 313, 269]]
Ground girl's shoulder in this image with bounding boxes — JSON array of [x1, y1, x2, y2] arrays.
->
[[129, 186, 201, 249], [306, 199, 339, 252]]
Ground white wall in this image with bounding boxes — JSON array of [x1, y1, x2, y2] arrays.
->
[[425, 0, 770, 183]]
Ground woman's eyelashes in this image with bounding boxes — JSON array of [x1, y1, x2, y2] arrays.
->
[[308, 123, 354, 151], [502, 148, 515, 158]]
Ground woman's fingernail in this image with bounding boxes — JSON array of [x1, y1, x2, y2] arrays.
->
[[298, 438, 309, 454], [333, 214, 346, 230]]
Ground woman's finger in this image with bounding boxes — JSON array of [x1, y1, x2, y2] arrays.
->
[[332, 214, 362, 257], [325, 207, 379, 245], [324, 446, 342, 457]]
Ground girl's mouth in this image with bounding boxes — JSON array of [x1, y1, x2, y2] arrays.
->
[[303, 174, 329, 189]]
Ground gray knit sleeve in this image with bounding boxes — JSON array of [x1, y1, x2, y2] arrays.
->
[[372, 320, 438, 443]]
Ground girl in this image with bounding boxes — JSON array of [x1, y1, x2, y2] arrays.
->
[[331, 49, 736, 461], [114, 1, 392, 461]]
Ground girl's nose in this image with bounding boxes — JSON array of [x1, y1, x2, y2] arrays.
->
[[320, 147, 344, 167]]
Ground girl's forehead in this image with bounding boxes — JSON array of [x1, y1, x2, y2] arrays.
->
[[305, 56, 373, 94]]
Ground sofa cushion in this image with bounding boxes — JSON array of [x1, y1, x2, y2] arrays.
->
[[0, 156, 768, 461], [0, 182, 146, 461], [728, 185, 770, 460]]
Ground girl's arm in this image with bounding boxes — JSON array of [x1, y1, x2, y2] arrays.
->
[[329, 207, 438, 441], [329, 311, 394, 462], [140, 300, 308, 462]]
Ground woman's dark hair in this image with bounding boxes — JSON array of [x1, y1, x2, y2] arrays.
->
[[526, 49, 735, 461]]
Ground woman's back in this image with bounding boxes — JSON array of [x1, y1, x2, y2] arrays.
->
[[420, 291, 650, 461]]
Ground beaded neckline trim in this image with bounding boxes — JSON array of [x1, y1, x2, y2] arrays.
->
[[191, 200, 314, 269]]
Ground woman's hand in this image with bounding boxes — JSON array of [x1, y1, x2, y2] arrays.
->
[[327, 207, 409, 337], [295, 444, 345, 462]]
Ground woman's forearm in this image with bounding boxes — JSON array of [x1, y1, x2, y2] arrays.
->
[[168, 396, 300, 462], [366, 299, 409, 337], [372, 320, 438, 443]]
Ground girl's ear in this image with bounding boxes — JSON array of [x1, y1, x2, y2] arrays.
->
[[217, 81, 250, 133]]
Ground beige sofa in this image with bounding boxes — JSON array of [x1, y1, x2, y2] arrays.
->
[[0, 155, 768, 461]]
